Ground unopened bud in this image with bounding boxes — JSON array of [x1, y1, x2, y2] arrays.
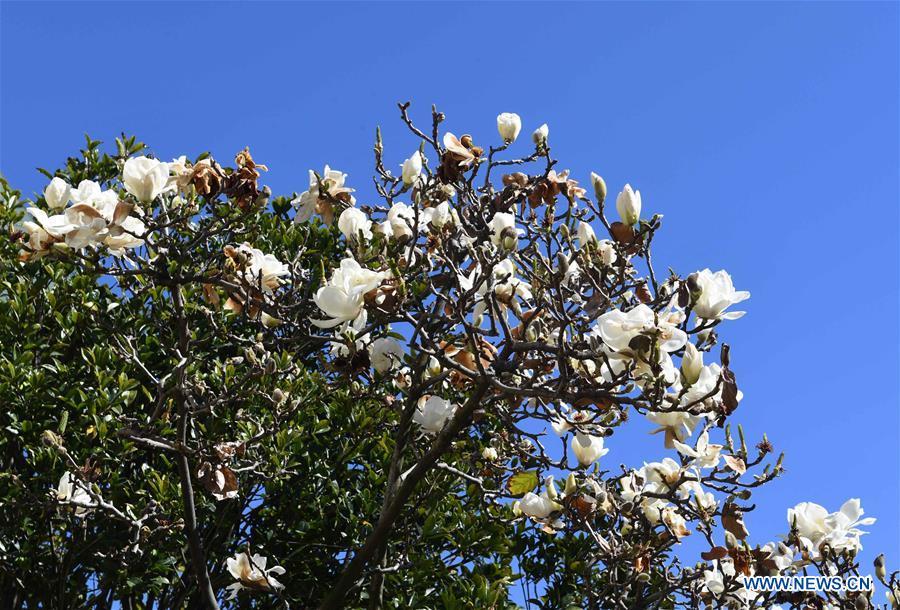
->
[[532, 123, 549, 146], [481, 447, 498, 461], [41, 430, 63, 448], [272, 388, 285, 404], [725, 531, 738, 549], [590, 172, 607, 205], [427, 356, 442, 377], [875, 554, 886, 581], [500, 227, 518, 251], [565, 473, 577, 496], [545, 475, 558, 500], [680, 342, 703, 386]]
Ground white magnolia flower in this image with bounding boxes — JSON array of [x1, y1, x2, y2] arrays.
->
[[887, 586, 900, 609], [385, 202, 416, 240], [70, 179, 103, 205], [672, 430, 723, 469], [104, 215, 146, 254], [685, 480, 718, 512], [312, 258, 385, 329], [26, 207, 73, 240], [123, 156, 170, 203], [469, 259, 533, 324], [647, 409, 702, 448], [481, 447, 499, 461], [422, 201, 454, 229], [704, 560, 754, 604], [225, 551, 285, 600], [616, 183, 641, 225], [633, 349, 680, 389], [337, 207, 373, 242], [488, 212, 520, 249], [787, 499, 875, 556], [235, 244, 289, 293], [576, 221, 596, 248], [681, 342, 704, 385], [21, 219, 52, 255], [596, 240, 617, 266], [703, 561, 731, 597], [532, 123, 549, 145], [44, 177, 71, 210], [369, 337, 404, 373], [27, 205, 106, 251], [594, 304, 687, 355], [642, 458, 685, 492], [515, 491, 562, 519], [571, 432, 609, 467], [401, 150, 423, 186], [678, 363, 741, 414], [68, 180, 120, 219], [413, 396, 456, 434], [660, 505, 691, 539], [759, 541, 794, 574], [292, 166, 355, 223], [496, 112, 522, 143], [691, 269, 750, 320], [56, 472, 94, 517], [167, 155, 193, 192]]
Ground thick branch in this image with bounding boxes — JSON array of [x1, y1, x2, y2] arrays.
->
[[173, 286, 220, 610], [317, 381, 490, 610]]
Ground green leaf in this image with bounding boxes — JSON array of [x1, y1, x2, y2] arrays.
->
[[506, 470, 539, 497]]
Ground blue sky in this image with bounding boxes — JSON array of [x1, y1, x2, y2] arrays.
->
[[2, 0, 898, 597]]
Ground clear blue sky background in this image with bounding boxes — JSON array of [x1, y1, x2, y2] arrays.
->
[[2, 0, 898, 598]]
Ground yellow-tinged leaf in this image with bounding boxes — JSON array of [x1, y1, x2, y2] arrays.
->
[[506, 470, 539, 497]]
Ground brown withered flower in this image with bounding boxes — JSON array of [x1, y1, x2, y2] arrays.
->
[[439, 132, 480, 182], [191, 157, 226, 197], [440, 337, 497, 388], [225, 147, 269, 211], [526, 170, 585, 208]]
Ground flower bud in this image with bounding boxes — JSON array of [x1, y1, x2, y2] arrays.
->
[[615, 184, 641, 226], [725, 530, 739, 549], [496, 112, 522, 143], [261, 312, 282, 328], [44, 177, 71, 210], [481, 447, 498, 461], [41, 429, 63, 448], [501, 227, 518, 251], [576, 221, 596, 249], [590, 172, 606, 205], [401, 151, 423, 186], [427, 356, 442, 377], [532, 123, 549, 145], [565, 473, 577, 496], [680, 343, 703, 385], [875, 554, 886, 581], [545, 475, 558, 500]]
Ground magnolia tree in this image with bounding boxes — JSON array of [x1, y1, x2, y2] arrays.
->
[[1, 104, 895, 610]]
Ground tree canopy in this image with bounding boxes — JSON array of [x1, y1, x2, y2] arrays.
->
[[1, 105, 893, 610]]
